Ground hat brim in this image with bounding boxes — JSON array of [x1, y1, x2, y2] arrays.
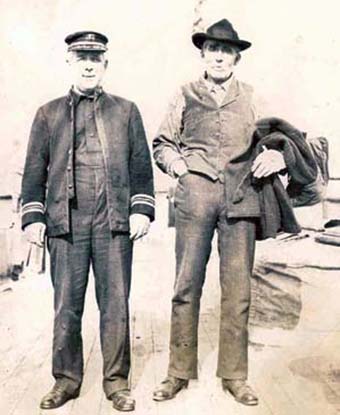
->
[[192, 32, 251, 51], [68, 43, 107, 52]]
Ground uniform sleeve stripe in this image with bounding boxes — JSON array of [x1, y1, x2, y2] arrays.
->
[[22, 201, 44, 208], [22, 202, 45, 214], [131, 197, 155, 204], [131, 200, 155, 207], [131, 194, 155, 203], [22, 207, 45, 215], [131, 200, 155, 208]]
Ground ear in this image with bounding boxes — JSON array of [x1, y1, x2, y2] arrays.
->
[[234, 53, 241, 65]]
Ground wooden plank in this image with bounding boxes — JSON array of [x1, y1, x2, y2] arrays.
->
[[130, 310, 160, 415], [251, 351, 299, 415], [70, 336, 102, 415], [9, 277, 99, 415], [2, 223, 340, 414], [0, 330, 52, 415], [0, 275, 52, 384], [0, 274, 53, 414], [130, 309, 156, 390]]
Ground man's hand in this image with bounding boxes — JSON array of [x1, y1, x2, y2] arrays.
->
[[129, 213, 150, 241], [24, 222, 46, 247], [171, 158, 188, 178], [251, 146, 286, 178]]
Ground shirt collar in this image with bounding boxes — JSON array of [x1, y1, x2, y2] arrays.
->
[[203, 73, 234, 94], [70, 85, 103, 106]]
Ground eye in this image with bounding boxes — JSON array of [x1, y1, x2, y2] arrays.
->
[[221, 45, 235, 55], [207, 44, 217, 51]]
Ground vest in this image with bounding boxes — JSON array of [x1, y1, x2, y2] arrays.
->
[[74, 96, 105, 168], [181, 77, 255, 183]]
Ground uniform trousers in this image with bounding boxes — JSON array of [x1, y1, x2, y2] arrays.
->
[[48, 166, 132, 397], [168, 173, 256, 380]]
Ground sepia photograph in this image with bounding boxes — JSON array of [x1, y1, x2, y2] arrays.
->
[[1, 0, 340, 414]]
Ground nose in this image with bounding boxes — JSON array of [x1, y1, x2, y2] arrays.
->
[[83, 59, 95, 72], [215, 50, 224, 61], [84, 64, 94, 72]]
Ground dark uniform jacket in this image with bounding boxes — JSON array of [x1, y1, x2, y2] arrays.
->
[[21, 89, 155, 236]]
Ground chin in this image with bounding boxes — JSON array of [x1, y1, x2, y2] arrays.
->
[[212, 73, 230, 82], [81, 83, 98, 91]]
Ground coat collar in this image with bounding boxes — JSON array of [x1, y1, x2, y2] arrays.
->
[[67, 86, 103, 106]]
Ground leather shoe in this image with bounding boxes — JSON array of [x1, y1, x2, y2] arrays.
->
[[40, 384, 79, 409], [153, 376, 189, 401], [110, 390, 135, 412], [222, 379, 258, 406]]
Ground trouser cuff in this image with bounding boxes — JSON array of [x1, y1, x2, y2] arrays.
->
[[104, 378, 129, 398], [54, 376, 82, 394], [168, 368, 197, 380]]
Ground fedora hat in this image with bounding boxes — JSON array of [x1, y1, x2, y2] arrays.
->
[[192, 19, 251, 51]]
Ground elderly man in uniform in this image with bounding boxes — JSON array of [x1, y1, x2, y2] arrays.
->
[[21, 31, 154, 412], [152, 19, 288, 406]]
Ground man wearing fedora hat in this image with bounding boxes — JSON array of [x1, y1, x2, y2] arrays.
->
[[153, 18, 287, 406], [21, 31, 155, 411]]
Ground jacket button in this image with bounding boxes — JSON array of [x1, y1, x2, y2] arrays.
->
[[68, 184, 73, 189], [67, 166, 71, 171], [89, 133, 94, 137], [68, 149, 72, 155]]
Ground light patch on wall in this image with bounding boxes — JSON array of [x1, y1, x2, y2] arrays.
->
[[6, 24, 38, 54], [0, 0, 340, 187]]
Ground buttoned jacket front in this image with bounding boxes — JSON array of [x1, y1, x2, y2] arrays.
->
[[21, 90, 155, 236]]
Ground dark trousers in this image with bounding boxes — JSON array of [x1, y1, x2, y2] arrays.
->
[[48, 167, 132, 397], [168, 173, 256, 380]]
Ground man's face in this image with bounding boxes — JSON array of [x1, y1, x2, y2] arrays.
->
[[202, 40, 239, 83], [68, 51, 107, 92]]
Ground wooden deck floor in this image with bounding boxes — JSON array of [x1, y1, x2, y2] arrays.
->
[[1, 221, 340, 415]]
